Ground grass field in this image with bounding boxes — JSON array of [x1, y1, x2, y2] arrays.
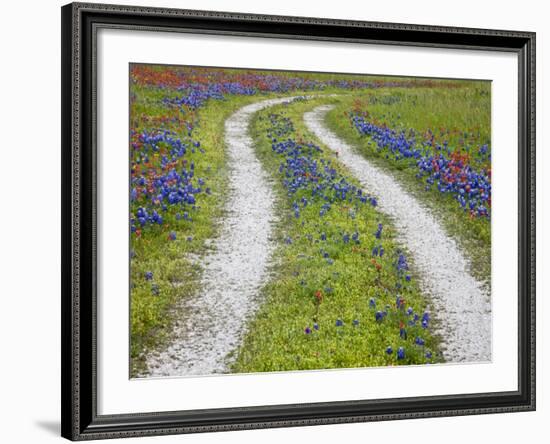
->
[[129, 64, 491, 376]]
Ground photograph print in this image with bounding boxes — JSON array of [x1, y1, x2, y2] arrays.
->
[[129, 64, 492, 378]]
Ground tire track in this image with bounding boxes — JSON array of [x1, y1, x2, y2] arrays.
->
[[303, 104, 491, 363], [144, 97, 303, 377]]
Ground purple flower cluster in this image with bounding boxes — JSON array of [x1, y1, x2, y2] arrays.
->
[[267, 113, 377, 218], [350, 113, 491, 218], [130, 128, 206, 233]]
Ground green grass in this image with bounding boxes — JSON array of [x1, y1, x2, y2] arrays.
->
[[130, 77, 489, 375], [232, 97, 440, 373], [323, 86, 491, 285]]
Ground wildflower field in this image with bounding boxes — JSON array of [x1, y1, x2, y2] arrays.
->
[[129, 64, 491, 377]]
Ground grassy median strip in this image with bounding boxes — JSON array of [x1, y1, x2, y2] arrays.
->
[[232, 97, 440, 373]]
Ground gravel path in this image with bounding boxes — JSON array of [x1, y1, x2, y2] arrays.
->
[[303, 105, 492, 363], [145, 97, 302, 377]]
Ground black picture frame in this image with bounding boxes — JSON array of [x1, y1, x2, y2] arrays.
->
[[61, 2, 536, 440]]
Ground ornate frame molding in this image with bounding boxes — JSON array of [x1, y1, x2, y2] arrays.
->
[[61, 2, 535, 440]]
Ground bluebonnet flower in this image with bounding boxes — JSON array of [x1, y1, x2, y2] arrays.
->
[[313, 323, 319, 331], [144, 271, 153, 281], [421, 312, 430, 329], [304, 327, 312, 334], [425, 351, 432, 359], [386, 346, 393, 355], [375, 223, 383, 239], [415, 337, 425, 346], [396, 253, 408, 272], [375, 311, 384, 322], [335, 319, 344, 327], [353, 319, 359, 326], [136, 207, 147, 219], [350, 113, 491, 219], [397, 347, 405, 360], [369, 298, 376, 308]]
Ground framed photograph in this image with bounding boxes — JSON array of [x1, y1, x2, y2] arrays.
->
[[61, 2, 535, 440]]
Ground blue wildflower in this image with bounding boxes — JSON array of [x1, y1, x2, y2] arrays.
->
[[397, 347, 405, 360]]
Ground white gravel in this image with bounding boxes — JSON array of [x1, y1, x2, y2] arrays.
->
[[144, 97, 302, 377], [303, 105, 492, 363]]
